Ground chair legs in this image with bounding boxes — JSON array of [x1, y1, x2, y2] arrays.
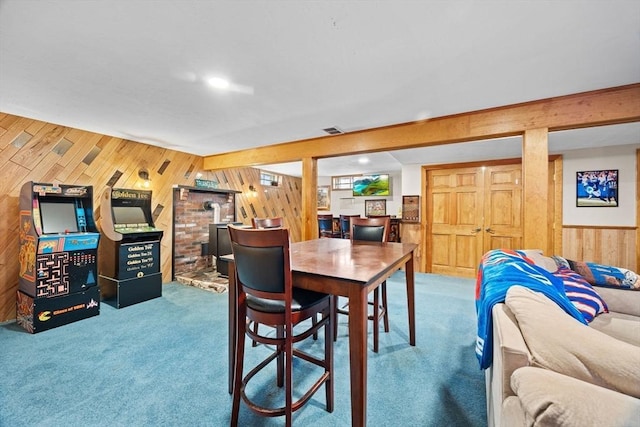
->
[[230, 303, 246, 427], [231, 304, 334, 427], [334, 281, 389, 353], [373, 287, 380, 353], [381, 281, 390, 333]]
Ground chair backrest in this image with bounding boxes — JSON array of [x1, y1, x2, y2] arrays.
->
[[350, 216, 390, 243], [339, 215, 360, 238], [318, 214, 334, 232], [251, 217, 284, 229], [228, 225, 291, 298]]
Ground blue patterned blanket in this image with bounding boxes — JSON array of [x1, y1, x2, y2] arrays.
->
[[475, 249, 587, 369]]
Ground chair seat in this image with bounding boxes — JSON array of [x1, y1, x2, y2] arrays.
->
[[247, 289, 330, 313]]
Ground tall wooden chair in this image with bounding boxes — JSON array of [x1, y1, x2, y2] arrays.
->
[[339, 214, 360, 239], [228, 225, 334, 427], [335, 216, 391, 353], [318, 214, 340, 238], [251, 217, 284, 229]]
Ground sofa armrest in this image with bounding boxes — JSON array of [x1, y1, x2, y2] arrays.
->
[[595, 286, 640, 317], [485, 303, 531, 427]]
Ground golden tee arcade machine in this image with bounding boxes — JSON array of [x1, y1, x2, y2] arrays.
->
[[17, 182, 101, 333], [98, 187, 164, 308]]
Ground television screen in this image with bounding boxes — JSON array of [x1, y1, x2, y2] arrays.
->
[[353, 174, 390, 196], [112, 206, 148, 225], [39, 201, 79, 234]]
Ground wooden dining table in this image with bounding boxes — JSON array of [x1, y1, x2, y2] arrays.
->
[[225, 238, 417, 427]]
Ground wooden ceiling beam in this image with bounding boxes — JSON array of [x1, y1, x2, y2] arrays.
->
[[203, 83, 640, 170]]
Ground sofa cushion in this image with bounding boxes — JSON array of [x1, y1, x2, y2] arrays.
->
[[596, 286, 640, 317], [505, 286, 640, 398], [589, 311, 640, 347], [501, 396, 527, 427], [511, 367, 640, 427]]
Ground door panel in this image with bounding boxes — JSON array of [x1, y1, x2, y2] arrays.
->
[[428, 167, 484, 277], [483, 164, 523, 253], [427, 163, 523, 278]]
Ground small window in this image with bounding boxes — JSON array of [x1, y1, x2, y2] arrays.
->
[[331, 175, 357, 191], [260, 171, 281, 187]]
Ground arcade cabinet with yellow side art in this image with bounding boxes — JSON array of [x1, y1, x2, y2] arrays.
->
[[17, 182, 101, 333], [98, 187, 164, 308]]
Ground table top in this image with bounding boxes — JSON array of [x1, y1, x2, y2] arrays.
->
[[290, 238, 417, 284], [221, 238, 417, 285]]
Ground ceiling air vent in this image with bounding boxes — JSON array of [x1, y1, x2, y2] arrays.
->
[[323, 126, 344, 135]]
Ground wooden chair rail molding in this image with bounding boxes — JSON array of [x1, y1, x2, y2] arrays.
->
[[562, 224, 638, 230], [562, 225, 637, 230]]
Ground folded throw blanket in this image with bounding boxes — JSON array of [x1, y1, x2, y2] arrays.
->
[[475, 249, 587, 369]]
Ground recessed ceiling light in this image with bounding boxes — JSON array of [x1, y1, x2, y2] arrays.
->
[[358, 157, 369, 164], [205, 76, 254, 95], [207, 77, 231, 90]]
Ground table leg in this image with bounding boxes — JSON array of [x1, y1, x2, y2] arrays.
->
[[405, 252, 416, 346], [228, 263, 237, 394], [348, 286, 369, 427]]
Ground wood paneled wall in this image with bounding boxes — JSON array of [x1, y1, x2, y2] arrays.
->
[[205, 168, 303, 240], [0, 113, 303, 323], [562, 226, 637, 271]]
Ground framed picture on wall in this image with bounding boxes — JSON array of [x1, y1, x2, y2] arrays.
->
[[402, 195, 420, 222], [317, 186, 330, 210], [365, 199, 386, 216], [576, 169, 618, 207]]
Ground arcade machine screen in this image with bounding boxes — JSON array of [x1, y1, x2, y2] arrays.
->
[[39, 201, 79, 234], [112, 206, 148, 225]]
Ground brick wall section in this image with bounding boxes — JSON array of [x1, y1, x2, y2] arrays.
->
[[173, 188, 236, 276]]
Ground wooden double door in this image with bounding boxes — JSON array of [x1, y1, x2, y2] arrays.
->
[[426, 163, 523, 277]]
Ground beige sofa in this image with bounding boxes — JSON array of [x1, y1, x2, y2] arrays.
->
[[485, 285, 640, 427]]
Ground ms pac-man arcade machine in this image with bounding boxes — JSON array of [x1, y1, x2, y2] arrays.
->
[[17, 182, 101, 333]]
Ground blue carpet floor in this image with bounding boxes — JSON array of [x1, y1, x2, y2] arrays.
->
[[0, 272, 486, 426]]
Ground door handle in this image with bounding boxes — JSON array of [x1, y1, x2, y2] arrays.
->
[[471, 227, 481, 235], [485, 227, 495, 234]]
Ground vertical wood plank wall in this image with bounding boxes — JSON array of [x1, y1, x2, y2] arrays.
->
[[0, 113, 302, 322], [206, 167, 302, 240], [562, 227, 637, 271]]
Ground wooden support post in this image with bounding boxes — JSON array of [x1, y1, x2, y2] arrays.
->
[[522, 128, 549, 252], [301, 157, 318, 240]]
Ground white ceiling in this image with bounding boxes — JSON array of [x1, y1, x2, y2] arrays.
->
[[1, 1, 639, 178]]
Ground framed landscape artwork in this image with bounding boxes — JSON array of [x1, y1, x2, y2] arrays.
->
[[365, 199, 386, 216], [576, 169, 618, 207]]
